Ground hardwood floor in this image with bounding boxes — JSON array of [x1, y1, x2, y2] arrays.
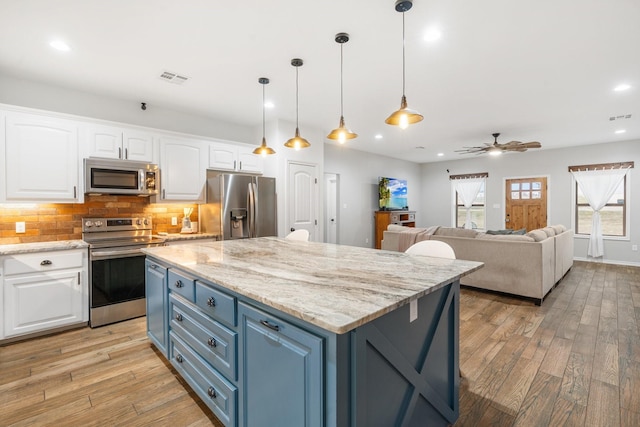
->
[[1, 260, 638, 426]]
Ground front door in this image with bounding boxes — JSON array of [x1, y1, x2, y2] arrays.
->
[[288, 162, 318, 241], [505, 177, 548, 231]]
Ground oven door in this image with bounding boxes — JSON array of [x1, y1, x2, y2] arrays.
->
[[89, 246, 148, 327]]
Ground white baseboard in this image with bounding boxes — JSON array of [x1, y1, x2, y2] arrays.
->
[[573, 257, 640, 267]]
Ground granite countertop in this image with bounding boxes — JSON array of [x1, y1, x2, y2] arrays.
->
[[154, 233, 219, 242], [142, 237, 483, 334], [0, 240, 89, 255]]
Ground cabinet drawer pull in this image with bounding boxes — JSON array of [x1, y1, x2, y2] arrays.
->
[[175, 313, 183, 322], [175, 280, 184, 288], [260, 320, 280, 332], [207, 386, 217, 399], [206, 296, 216, 307], [207, 337, 217, 348], [40, 260, 53, 266], [176, 354, 183, 363]]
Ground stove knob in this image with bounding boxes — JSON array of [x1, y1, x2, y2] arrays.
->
[[136, 218, 142, 225], [94, 220, 104, 227], [84, 220, 93, 228], [144, 218, 150, 225]]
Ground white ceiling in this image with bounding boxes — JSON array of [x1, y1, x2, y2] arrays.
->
[[0, 0, 638, 163]]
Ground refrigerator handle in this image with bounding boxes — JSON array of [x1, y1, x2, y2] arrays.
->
[[248, 182, 256, 238]]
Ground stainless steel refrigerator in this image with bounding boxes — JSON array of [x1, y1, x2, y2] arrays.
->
[[199, 171, 277, 240]]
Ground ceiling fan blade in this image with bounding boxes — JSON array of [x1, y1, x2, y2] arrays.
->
[[519, 142, 542, 148], [505, 140, 522, 145]]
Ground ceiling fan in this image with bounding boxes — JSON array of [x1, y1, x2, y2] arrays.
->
[[456, 133, 542, 156]]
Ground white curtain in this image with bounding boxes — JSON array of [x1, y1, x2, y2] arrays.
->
[[453, 178, 484, 229], [571, 168, 628, 257]]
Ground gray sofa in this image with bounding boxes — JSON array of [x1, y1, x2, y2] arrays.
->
[[381, 225, 573, 304]]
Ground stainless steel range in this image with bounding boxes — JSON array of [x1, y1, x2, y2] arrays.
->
[[82, 217, 165, 327]]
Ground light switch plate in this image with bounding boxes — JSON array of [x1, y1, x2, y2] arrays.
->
[[16, 221, 26, 233], [171, 217, 178, 226]]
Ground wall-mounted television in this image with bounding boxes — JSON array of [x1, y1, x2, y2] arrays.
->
[[378, 177, 408, 211]]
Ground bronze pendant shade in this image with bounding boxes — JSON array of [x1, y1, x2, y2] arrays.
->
[[284, 58, 311, 150], [326, 32, 357, 143], [385, 0, 423, 129], [253, 77, 276, 156]]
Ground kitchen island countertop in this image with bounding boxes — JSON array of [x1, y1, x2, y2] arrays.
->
[[142, 237, 482, 334]]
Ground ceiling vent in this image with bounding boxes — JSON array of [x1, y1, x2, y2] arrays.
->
[[609, 114, 632, 121], [159, 71, 190, 85]]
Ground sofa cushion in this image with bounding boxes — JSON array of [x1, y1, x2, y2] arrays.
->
[[527, 229, 549, 242], [387, 224, 416, 232], [435, 227, 478, 238], [476, 234, 535, 242], [551, 224, 567, 234], [541, 227, 556, 237]]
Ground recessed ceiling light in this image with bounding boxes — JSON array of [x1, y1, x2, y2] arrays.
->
[[424, 28, 442, 42], [614, 84, 631, 92], [437, 152, 444, 157], [615, 129, 626, 134], [49, 40, 70, 51], [374, 134, 383, 139], [264, 101, 274, 109]]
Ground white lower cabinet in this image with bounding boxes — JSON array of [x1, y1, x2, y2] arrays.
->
[[2, 249, 88, 339]]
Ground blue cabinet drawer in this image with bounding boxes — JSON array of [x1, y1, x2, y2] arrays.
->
[[195, 281, 236, 327], [170, 332, 237, 427], [170, 294, 237, 381], [168, 269, 195, 302]]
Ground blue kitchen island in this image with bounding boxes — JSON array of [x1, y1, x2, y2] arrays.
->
[[143, 237, 482, 427]]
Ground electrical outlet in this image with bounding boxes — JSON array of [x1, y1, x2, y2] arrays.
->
[[632, 245, 638, 251], [365, 238, 369, 244], [171, 217, 178, 226], [16, 221, 26, 233]]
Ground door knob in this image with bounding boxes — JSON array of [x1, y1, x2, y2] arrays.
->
[[290, 227, 295, 232]]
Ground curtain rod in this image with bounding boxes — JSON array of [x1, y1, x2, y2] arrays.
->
[[568, 161, 634, 172], [449, 172, 488, 180]]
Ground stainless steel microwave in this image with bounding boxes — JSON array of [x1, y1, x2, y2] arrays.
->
[[84, 158, 159, 196]]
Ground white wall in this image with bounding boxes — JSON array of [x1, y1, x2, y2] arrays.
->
[[420, 139, 640, 265], [0, 73, 254, 143], [324, 144, 422, 248]]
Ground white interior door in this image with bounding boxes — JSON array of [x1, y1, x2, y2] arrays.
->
[[324, 173, 338, 244], [288, 162, 318, 241]]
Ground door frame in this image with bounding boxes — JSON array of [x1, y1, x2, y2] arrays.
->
[[323, 172, 339, 244], [502, 174, 551, 228]]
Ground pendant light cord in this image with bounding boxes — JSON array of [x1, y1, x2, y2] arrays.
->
[[295, 66, 300, 129], [402, 11, 406, 97], [262, 83, 266, 138], [340, 42, 344, 117]]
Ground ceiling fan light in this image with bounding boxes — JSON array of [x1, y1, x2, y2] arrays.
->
[[488, 147, 502, 156], [284, 127, 311, 151], [327, 116, 358, 144], [385, 96, 424, 128]]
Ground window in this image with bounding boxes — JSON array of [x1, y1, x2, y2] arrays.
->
[[575, 177, 626, 236], [450, 173, 487, 229], [569, 162, 633, 239]]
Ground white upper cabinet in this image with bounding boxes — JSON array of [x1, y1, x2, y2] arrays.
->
[[5, 112, 81, 202], [85, 124, 154, 162], [158, 136, 207, 202], [209, 141, 263, 173]]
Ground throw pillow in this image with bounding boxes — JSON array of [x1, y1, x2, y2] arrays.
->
[[512, 228, 527, 235], [527, 229, 548, 242]]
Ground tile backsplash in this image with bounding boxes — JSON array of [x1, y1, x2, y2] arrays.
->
[[0, 195, 199, 244]]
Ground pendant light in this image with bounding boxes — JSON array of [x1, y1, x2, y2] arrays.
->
[[385, 0, 423, 129], [327, 32, 357, 144], [284, 58, 311, 150], [253, 77, 276, 156]]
